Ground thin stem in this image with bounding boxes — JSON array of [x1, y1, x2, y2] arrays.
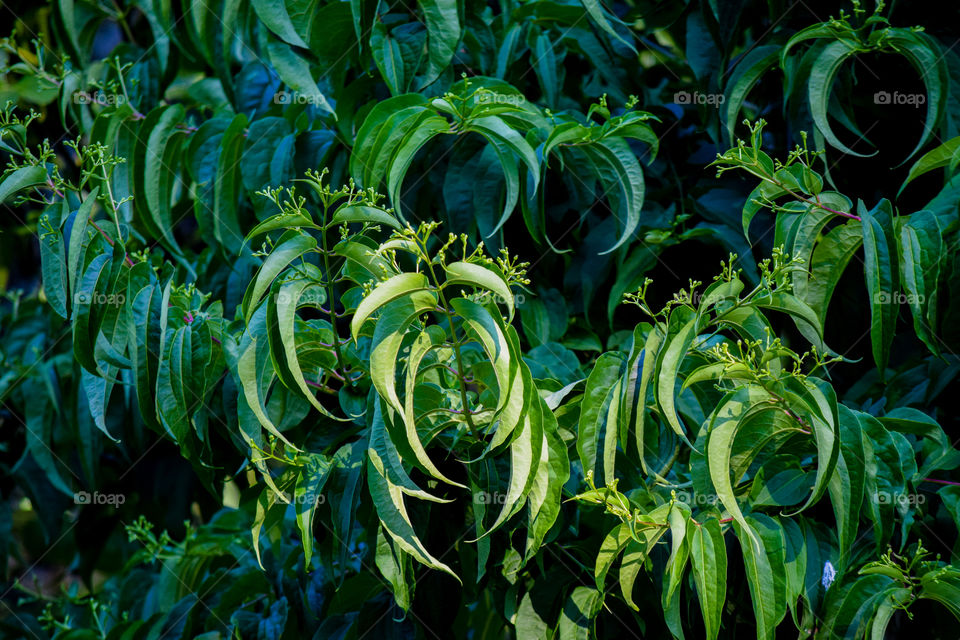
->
[[88, 219, 135, 267], [921, 478, 960, 487], [111, 0, 137, 44], [654, 444, 680, 478], [99, 161, 125, 241], [424, 257, 479, 437], [757, 171, 861, 221], [318, 206, 351, 386], [304, 379, 337, 395]]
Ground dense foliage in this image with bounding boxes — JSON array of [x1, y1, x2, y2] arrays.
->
[[2, 0, 960, 637]]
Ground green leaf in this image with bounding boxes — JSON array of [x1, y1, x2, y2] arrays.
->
[[899, 210, 942, 354], [918, 569, 960, 620], [370, 293, 464, 488], [67, 189, 99, 295], [140, 104, 188, 259], [577, 138, 644, 254], [72, 251, 115, 376], [558, 587, 602, 640], [38, 209, 69, 320], [242, 230, 317, 322], [594, 523, 632, 591], [532, 32, 559, 109], [246, 211, 321, 240], [819, 574, 895, 638], [0, 165, 47, 203], [788, 205, 835, 302], [419, 0, 460, 87], [516, 591, 550, 640], [366, 402, 460, 582], [754, 290, 828, 353], [213, 114, 249, 255], [662, 502, 691, 639], [860, 200, 899, 375], [350, 95, 431, 190], [371, 22, 408, 96], [370, 396, 450, 504], [809, 40, 872, 157], [656, 307, 698, 447], [156, 325, 192, 445], [385, 115, 450, 218], [723, 45, 780, 144], [487, 360, 542, 533], [351, 272, 432, 340], [579, 0, 635, 52], [454, 298, 523, 450], [330, 204, 403, 230], [242, 117, 293, 195], [264, 36, 336, 117], [782, 378, 840, 517], [779, 518, 807, 625], [618, 514, 669, 610], [621, 325, 662, 474], [780, 22, 854, 65], [802, 221, 862, 327], [869, 587, 913, 640], [294, 453, 333, 567], [525, 409, 569, 560], [465, 115, 541, 237], [22, 375, 73, 496], [900, 135, 960, 194], [690, 518, 726, 640], [443, 261, 515, 320], [735, 515, 787, 640], [828, 405, 866, 570], [375, 526, 413, 611], [252, 487, 285, 569], [251, 0, 309, 48], [237, 334, 299, 450], [577, 352, 624, 486], [266, 277, 346, 422], [884, 29, 949, 162], [128, 276, 166, 434], [705, 386, 775, 547]]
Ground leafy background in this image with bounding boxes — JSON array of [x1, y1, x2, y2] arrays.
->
[[2, 0, 960, 637]]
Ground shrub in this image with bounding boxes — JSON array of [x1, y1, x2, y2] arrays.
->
[[2, 0, 960, 638]]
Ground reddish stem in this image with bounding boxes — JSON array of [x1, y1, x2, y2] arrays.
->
[[88, 219, 135, 267], [812, 203, 860, 221], [921, 478, 960, 487], [304, 379, 337, 394]]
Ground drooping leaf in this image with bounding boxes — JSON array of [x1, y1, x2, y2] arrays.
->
[[735, 515, 788, 640], [690, 518, 726, 640], [860, 199, 899, 375]]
